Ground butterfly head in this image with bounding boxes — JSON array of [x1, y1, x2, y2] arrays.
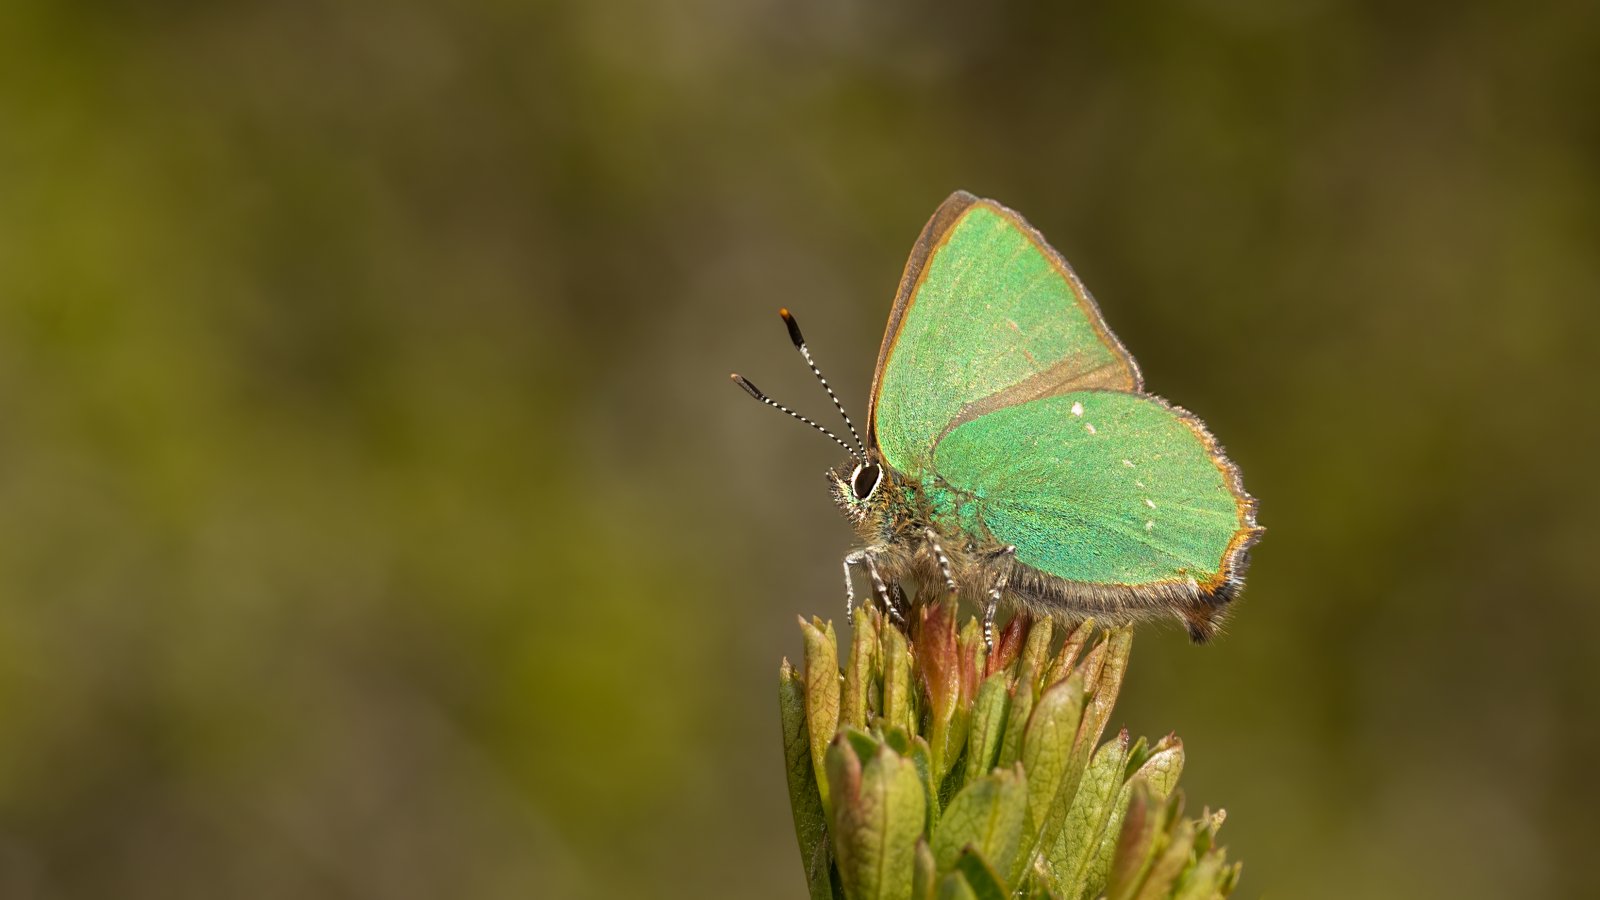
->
[[828, 456, 890, 525]]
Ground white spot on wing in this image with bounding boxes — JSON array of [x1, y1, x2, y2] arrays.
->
[[1070, 402, 1084, 417]]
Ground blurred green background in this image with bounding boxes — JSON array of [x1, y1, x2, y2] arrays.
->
[[2, 1, 1597, 897]]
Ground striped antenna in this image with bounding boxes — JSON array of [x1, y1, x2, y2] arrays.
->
[[730, 373, 864, 461], [778, 308, 867, 456]]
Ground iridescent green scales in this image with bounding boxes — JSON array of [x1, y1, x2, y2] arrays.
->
[[931, 392, 1242, 588]]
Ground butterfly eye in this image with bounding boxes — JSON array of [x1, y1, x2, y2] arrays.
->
[[851, 464, 882, 501]]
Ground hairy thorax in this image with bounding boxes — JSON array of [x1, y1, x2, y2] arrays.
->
[[833, 461, 1013, 605]]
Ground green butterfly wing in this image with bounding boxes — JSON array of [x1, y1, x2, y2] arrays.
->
[[931, 392, 1253, 594], [868, 192, 1141, 474], [868, 192, 1259, 618]]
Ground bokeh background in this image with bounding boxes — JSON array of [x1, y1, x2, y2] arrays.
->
[[3, 1, 1597, 897]]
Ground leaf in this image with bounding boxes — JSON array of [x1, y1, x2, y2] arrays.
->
[[906, 734, 939, 834], [1105, 781, 1160, 900], [1170, 848, 1230, 900], [1132, 817, 1197, 900], [962, 672, 1012, 785], [996, 675, 1035, 770], [883, 620, 917, 736], [951, 848, 1010, 900], [1079, 735, 1184, 896], [1053, 729, 1131, 898], [985, 614, 1026, 678], [935, 873, 979, 900], [956, 617, 984, 707], [1074, 628, 1132, 764], [1016, 671, 1086, 885], [801, 616, 842, 812], [781, 659, 836, 900], [1017, 616, 1055, 695], [1129, 736, 1185, 801], [916, 601, 965, 785], [1044, 619, 1095, 686], [844, 607, 881, 729], [932, 764, 1028, 878], [913, 839, 937, 900], [828, 737, 927, 900]]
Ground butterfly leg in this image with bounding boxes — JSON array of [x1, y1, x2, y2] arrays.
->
[[982, 546, 1017, 651], [923, 528, 958, 596], [844, 549, 903, 624], [842, 552, 861, 619], [862, 551, 904, 623]]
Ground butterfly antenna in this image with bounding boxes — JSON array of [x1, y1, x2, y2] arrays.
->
[[778, 308, 867, 456], [730, 373, 864, 461]]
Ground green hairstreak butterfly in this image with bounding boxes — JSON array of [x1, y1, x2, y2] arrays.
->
[[733, 191, 1261, 643]]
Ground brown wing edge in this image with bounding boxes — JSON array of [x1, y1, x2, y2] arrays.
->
[[867, 191, 1145, 449], [866, 190, 981, 449], [1004, 393, 1263, 644]]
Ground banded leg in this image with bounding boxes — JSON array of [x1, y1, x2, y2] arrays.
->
[[924, 528, 958, 595], [860, 551, 903, 623], [842, 552, 862, 619], [983, 546, 1017, 651], [844, 549, 903, 624]]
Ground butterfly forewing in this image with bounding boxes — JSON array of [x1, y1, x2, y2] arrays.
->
[[869, 194, 1140, 475]]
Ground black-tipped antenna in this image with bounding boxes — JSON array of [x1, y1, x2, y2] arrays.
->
[[730, 373, 864, 461], [778, 308, 866, 455]]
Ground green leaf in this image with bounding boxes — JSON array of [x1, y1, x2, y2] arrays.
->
[[844, 607, 881, 730], [906, 735, 939, 833], [845, 727, 882, 763], [932, 764, 1027, 878], [935, 873, 979, 900], [951, 848, 1010, 900], [1171, 848, 1229, 900], [1105, 781, 1161, 900], [1017, 616, 1055, 695], [1017, 671, 1086, 885], [781, 659, 836, 900], [801, 616, 842, 812], [1054, 729, 1131, 898], [1079, 735, 1183, 897], [828, 737, 926, 900], [883, 620, 916, 736], [962, 672, 1012, 785], [1129, 736, 1185, 801], [995, 676, 1035, 770], [913, 839, 937, 900], [1133, 816, 1197, 900]]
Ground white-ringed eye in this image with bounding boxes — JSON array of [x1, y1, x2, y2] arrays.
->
[[850, 463, 883, 501]]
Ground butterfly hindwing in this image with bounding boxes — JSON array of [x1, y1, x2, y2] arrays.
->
[[929, 391, 1255, 592], [869, 193, 1140, 475]]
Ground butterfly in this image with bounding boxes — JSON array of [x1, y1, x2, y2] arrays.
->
[[733, 191, 1261, 643]]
